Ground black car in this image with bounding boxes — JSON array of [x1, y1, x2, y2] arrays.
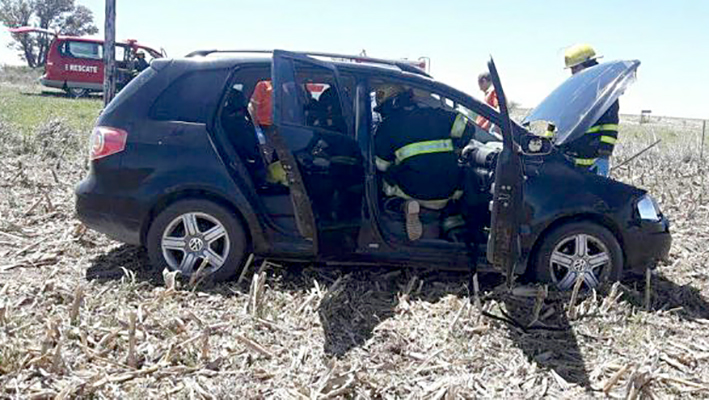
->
[[75, 50, 671, 290]]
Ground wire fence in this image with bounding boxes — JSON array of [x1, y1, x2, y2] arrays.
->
[[616, 114, 707, 164], [611, 114, 708, 215]]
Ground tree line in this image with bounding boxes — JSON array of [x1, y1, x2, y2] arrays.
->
[[0, 0, 98, 67]]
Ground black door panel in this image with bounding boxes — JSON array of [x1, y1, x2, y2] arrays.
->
[[271, 50, 365, 257], [486, 58, 524, 282]]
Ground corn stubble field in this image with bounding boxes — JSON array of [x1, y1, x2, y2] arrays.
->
[[0, 71, 708, 399]]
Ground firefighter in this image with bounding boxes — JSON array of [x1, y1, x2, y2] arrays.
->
[[374, 84, 473, 240], [135, 51, 149, 72], [563, 44, 619, 177]]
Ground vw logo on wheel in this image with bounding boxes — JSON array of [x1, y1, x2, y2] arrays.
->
[[572, 258, 588, 272], [188, 237, 204, 252]]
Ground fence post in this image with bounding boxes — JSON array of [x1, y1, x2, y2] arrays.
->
[[103, 0, 116, 106], [701, 120, 706, 161]]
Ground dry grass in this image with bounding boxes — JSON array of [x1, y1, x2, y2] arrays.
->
[[1, 86, 708, 398], [0, 66, 43, 87]]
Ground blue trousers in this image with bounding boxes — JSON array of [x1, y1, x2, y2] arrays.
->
[[592, 157, 610, 177]]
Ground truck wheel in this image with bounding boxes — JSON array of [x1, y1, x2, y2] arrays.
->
[[532, 222, 622, 291], [66, 88, 90, 98], [146, 199, 248, 282]]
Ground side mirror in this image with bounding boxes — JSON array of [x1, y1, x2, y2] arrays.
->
[[519, 134, 553, 156]]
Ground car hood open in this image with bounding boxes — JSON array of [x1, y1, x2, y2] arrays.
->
[[523, 60, 640, 146]]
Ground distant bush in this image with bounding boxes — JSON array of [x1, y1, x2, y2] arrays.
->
[[0, 65, 42, 86]]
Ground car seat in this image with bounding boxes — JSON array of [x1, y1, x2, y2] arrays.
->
[[314, 87, 347, 133], [221, 89, 269, 186]]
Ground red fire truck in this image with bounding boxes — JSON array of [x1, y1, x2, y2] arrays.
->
[[8, 27, 164, 97]]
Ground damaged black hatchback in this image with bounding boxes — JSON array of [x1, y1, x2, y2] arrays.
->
[[75, 50, 671, 289]]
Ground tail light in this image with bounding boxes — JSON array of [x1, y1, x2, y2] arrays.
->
[[90, 126, 127, 160]]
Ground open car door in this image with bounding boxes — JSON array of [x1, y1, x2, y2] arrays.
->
[[486, 58, 524, 283], [270, 50, 358, 254]]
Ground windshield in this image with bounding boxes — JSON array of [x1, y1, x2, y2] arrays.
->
[[523, 60, 639, 146]]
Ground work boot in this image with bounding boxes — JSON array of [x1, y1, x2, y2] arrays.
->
[[405, 200, 422, 241]]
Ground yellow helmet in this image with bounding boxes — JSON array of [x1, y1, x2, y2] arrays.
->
[[375, 84, 405, 105], [564, 44, 601, 69]]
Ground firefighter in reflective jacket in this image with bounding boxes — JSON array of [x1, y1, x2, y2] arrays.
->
[[563, 44, 619, 177], [374, 84, 473, 241]]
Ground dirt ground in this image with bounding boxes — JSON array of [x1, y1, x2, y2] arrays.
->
[[1, 81, 708, 399]]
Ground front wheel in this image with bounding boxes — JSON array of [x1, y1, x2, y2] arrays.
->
[[146, 199, 249, 282], [532, 222, 622, 291]]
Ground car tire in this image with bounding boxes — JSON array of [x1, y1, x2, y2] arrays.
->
[[66, 88, 90, 98], [146, 199, 249, 282], [532, 221, 622, 291]]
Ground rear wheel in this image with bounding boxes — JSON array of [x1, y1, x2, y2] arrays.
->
[[146, 199, 248, 282], [532, 222, 622, 291], [66, 88, 90, 98]]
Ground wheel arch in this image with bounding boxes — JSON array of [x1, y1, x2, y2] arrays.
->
[[139, 188, 257, 251], [523, 212, 626, 276]]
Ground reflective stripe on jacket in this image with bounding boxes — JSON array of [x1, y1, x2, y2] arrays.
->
[[562, 100, 620, 165], [586, 123, 618, 155], [375, 111, 470, 171], [394, 139, 454, 164], [374, 106, 472, 201], [574, 157, 597, 167], [450, 114, 469, 138]]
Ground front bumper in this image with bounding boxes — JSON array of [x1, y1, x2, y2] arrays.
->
[[623, 215, 672, 272]]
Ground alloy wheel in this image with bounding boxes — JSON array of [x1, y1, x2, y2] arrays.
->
[[161, 212, 230, 275], [549, 233, 611, 290]]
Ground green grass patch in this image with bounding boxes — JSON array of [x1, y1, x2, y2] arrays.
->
[[0, 84, 101, 138]]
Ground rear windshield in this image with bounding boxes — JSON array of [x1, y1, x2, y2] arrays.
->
[[102, 67, 157, 116], [150, 69, 230, 124]]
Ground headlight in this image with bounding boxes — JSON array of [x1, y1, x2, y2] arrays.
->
[[637, 195, 661, 222]]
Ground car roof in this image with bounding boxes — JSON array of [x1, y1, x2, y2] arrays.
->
[[171, 55, 435, 81], [164, 55, 470, 105], [161, 56, 270, 71]]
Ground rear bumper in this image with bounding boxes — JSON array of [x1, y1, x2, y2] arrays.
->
[[75, 175, 143, 245], [624, 216, 672, 273]]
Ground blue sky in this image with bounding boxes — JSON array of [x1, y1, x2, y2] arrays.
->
[[1, 0, 706, 119]]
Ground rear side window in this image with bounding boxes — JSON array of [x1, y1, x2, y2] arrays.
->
[[63, 41, 102, 60], [150, 69, 229, 123]]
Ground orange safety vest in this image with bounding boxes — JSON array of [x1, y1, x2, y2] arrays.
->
[[475, 87, 498, 130], [251, 80, 273, 126]]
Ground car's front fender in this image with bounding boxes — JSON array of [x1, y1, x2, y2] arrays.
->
[[519, 157, 644, 273]]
